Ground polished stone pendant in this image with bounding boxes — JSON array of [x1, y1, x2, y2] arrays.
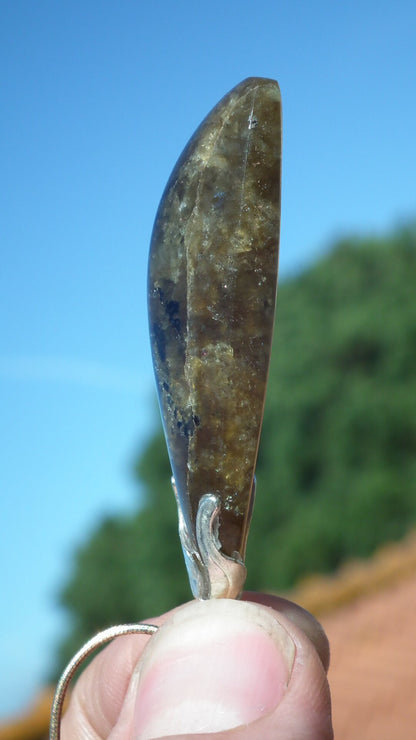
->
[[148, 77, 281, 599], [50, 80, 287, 740]]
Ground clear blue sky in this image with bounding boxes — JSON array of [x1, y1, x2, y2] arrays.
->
[[1, 0, 415, 719]]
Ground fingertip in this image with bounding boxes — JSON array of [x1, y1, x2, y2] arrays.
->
[[120, 599, 333, 740], [242, 591, 331, 672], [61, 596, 333, 740]]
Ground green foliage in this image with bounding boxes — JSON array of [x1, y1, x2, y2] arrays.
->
[[55, 221, 416, 671], [55, 433, 189, 671], [248, 222, 416, 589]]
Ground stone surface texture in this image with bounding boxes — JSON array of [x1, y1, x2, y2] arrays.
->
[[148, 77, 281, 564]]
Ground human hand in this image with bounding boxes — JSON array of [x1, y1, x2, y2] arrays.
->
[[61, 593, 333, 739]]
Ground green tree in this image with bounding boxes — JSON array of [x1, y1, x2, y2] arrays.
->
[[55, 222, 416, 671]]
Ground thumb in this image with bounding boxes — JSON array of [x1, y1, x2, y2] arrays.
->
[[115, 599, 333, 739]]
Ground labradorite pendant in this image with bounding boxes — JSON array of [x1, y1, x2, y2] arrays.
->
[[148, 77, 281, 599]]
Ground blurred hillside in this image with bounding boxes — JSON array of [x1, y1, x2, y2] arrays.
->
[[54, 221, 416, 672]]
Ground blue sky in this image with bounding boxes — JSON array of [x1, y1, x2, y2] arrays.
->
[[1, 0, 415, 719]]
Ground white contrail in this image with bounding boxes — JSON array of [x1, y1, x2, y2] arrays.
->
[[0, 354, 148, 394]]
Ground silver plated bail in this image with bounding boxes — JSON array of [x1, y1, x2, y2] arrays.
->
[[172, 478, 247, 600]]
